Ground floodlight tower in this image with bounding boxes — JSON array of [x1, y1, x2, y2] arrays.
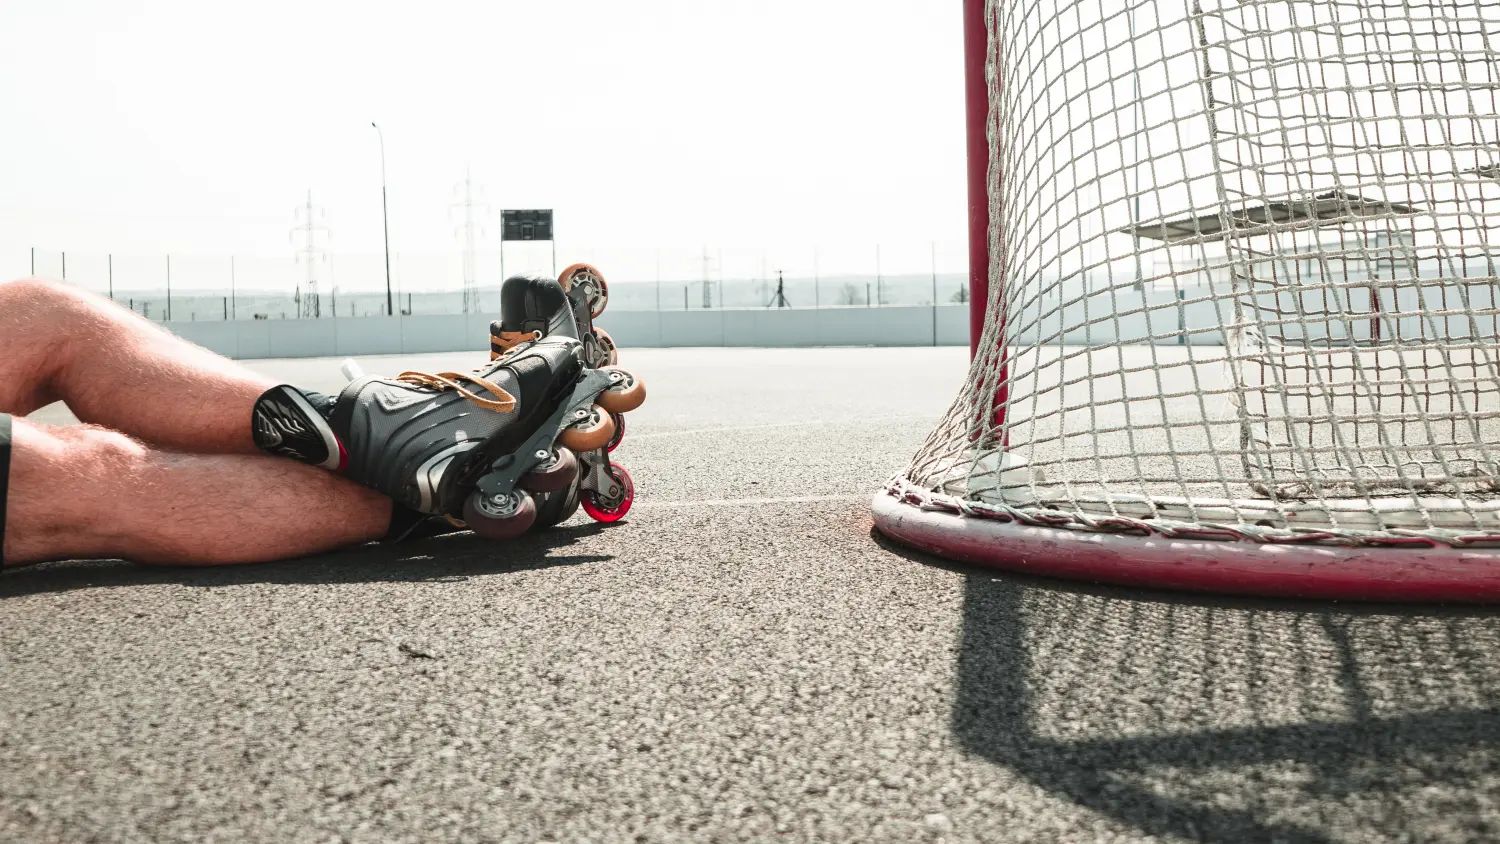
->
[[291, 190, 331, 319], [371, 123, 393, 316], [451, 168, 490, 314]]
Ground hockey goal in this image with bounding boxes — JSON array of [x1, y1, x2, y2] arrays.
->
[[873, 0, 1500, 600]]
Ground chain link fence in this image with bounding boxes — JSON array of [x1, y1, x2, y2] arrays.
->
[[28, 244, 972, 322]]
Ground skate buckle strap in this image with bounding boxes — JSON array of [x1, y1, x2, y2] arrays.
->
[[395, 370, 517, 414]]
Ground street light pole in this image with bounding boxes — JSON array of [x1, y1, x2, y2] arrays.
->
[[372, 122, 394, 317]]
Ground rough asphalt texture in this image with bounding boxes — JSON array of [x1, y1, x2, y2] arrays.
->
[[5, 346, 1500, 843]]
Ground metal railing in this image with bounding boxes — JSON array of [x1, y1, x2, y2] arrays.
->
[[27, 245, 972, 322]]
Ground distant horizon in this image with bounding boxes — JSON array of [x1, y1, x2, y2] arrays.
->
[[73, 269, 970, 294]]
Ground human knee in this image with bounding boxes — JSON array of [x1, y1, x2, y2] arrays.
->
[[0, 280, 80, 415], [0, 276, 77, 309], [9, 423, 185, 565], [0, 276, 98, 336], [0, 275, 113, 366], [48, 424, 149, 473]]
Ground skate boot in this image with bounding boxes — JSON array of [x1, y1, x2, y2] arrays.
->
[[490, 264, 617, 369], [251, 336, 645, 538], [488, 264, 642, 528]]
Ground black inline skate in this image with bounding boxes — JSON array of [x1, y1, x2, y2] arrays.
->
[[252, 335, 645, 538]]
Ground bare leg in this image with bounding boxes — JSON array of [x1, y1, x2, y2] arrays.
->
[[0, 277, 274, 453], [2, 419, 390, 567]]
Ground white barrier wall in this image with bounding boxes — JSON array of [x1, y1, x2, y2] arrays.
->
[[161, 305, 974, 359], [159, 284, 1500, 360], [167, 314, 502, 359]]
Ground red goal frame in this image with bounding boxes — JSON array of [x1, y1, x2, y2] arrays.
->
[[869, 0, 1500, 603]]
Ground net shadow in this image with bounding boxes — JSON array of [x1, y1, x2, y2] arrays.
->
[[879, 533, 1500, 841]]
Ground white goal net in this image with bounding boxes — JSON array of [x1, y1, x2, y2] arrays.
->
[[893, 0, 1500, 544]]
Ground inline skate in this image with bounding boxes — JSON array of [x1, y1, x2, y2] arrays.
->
[[489, 264, 643, 527], [252, 334, 645, 538]]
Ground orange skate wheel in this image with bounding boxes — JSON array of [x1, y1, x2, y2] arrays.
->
[[519, 447, 578, 493], [559, 262, 609, 318], [606, 411, 625, 452], [592, 327, 619, 366], [596, 366, 646, 414], [559, 404, 616, 452]]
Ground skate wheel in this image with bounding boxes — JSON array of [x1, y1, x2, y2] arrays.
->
[[559, 405, 616, 452], [607, 411, 625, 453], [462, 490, 537, 540], [559, 263, 609, 319], [596, 367, 646, 414], [581, 332, 612, 370], [582, 464, 634, 523], [519, 446, 578, 493], [533, 484, 582, 529], [593, 327, 619, 366]]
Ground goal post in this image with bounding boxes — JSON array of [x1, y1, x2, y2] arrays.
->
[[873, 0, 1500, 601], [963, 0, 993, 361]]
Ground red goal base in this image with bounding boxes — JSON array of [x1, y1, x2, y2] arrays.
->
[[872, 492, 1500, 603]]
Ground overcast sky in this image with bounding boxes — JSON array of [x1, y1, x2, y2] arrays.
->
[[0, 0, 967, 284]]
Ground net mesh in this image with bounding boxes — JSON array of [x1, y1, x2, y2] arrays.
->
[[893, 0, 1500, 544]]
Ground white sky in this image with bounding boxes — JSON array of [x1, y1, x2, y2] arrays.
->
[[0, 0, 968, 284]]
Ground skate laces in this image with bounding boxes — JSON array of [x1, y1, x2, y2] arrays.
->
[[395, 370, 517, 413]]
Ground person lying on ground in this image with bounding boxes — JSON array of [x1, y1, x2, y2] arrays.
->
[[0, 276, 622, 568]]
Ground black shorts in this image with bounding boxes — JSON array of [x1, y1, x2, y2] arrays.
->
[[0, 413, 10, 566]]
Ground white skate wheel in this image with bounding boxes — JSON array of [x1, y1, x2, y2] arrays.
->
[[340, 358, 366, 382]]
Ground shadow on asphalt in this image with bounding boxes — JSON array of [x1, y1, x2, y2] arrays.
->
[[874, 529, 1500, 843], [0, 522, 615, 599]]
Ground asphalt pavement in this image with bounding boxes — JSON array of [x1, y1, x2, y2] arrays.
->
[[5, 346, 1500, 843]]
